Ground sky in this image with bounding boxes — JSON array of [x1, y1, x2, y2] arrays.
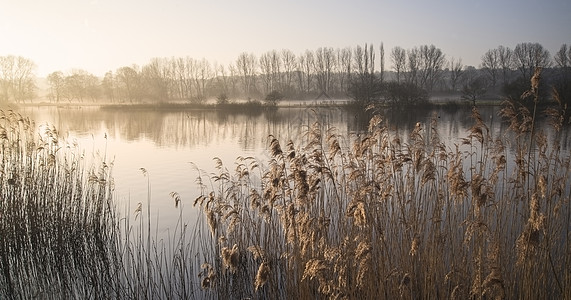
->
[[1, 0, 570, 77]]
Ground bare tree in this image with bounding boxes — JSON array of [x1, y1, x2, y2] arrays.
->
[[391, 46, 406, 83], [353, 44, 375, 77], [462, 66, 487, 105], [0, 55, 36, 103], [313, 47, 335, 98], [142, 57, 172, 102], [448, 57, 464, 91], [259, 50, 283, 95], [102, 71, 115, 102], [418, 44, 446, 92], [47, 71, 65, 102], [481, 48, 499, 86], [405, 47, 419, 86], [193, 58, 213, 103], [337, 47, 352, 93], [297, 50, 314, 94], [214, 62, 229, 97], [512, 42, 551, 81], [174, 57, 194, 101], [259, 52, 273, 94], [64, 69, 99, 102], [270, 50, 282, 92], [281, 49, 296, 94], [349, 43, 382, 105], [379, 42, 385, 84], [228, 63, 239, 98], [552, 44, 571, 108], [115, 65, 141, 103], [236, 52, 257, 98], [497, 45, 513, 85], [554, 44, 569, 68]]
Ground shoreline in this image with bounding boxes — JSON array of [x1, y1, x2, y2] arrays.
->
[[4, 98, 507, 111]]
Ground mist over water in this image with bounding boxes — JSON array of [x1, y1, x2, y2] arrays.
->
[[16, 105, 570, 232]]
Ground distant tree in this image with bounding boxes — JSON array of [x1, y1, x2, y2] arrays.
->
[[296, 50, 314, 94], [142, 58, 171, 102], [512, 42, 551, 81], [270, 50, 282, 92], [348, 44, 383, 106], [264, 90, 284, 106], [0, 55, 36, 103], [481, 48, 499, 86], [552, 72, 571, 112], [461, 74, 488, 106], [174, 57, 194, 100], [338, 47, 352, 92], [260, 51, 274, 94], [497, 45, 513, 85], [551, 44, 571, 109], [554, 44, 570, 68], [502, 69, 549, 104], [391, 46, 406, 83], [228, 64, 239, 98], [385, 82, 428, 105], [236, 52, 257, 97], [353, 44, 375, 77], [214, 63, 230, 97], [115, 66, 141, 103], [448, 57, 464, 91], [216, 92, 229, 105], [281, 49, 296, 94], [313, 47, 335, 98], [417, 44, 446, 92], [348, 73, 383, 106], [192, 58, 213, 103], [379, 42, 385, 84], [405, 47, 419, 86], [101, 71, 116, 102], [63, 69, 99, 102], [47, 71, 65, 102]]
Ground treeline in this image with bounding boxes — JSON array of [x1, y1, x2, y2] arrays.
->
[[1, 42, 570, 106]]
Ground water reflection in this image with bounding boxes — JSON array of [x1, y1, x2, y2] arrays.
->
[[22, 107, 361, 151], [20, 105, 570, 152], [15, 104, 571, 233]]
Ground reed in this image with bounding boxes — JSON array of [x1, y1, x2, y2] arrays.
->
[[0, 109, 119, 298], [191, 70, 570, 299], [0, 110, 200, 299]]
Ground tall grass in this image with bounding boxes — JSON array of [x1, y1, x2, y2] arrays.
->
[[0, 110, 198, 299], [191, 70, 570, 299], [1, 67, 569, 299], [0, 109, 119, 298]]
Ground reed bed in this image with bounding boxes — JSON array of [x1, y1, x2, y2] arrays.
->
[[1, 68, 569, 299], [192, 70, 570, 299], [0, 109, 120, 298], [0, 110, 199, 299]]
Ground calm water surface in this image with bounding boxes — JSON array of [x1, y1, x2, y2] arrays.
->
[[15, 105, 569, 233]]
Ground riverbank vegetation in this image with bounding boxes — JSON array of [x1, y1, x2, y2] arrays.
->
[[189, 71, 570, 299], [2, 42, 570, 111], [1, 71, 570, 298]]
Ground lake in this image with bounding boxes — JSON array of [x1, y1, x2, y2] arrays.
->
[[13, 104, 569, 234]]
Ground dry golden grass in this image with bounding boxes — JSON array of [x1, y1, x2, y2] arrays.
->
[[191, 70, 570, 299]]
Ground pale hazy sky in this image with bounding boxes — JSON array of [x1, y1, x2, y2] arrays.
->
[[1, 0, 570, 77]]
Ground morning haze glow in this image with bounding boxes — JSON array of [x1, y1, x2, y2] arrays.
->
[[1, 0, 570, 77], [3, 0, 571, 298]]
